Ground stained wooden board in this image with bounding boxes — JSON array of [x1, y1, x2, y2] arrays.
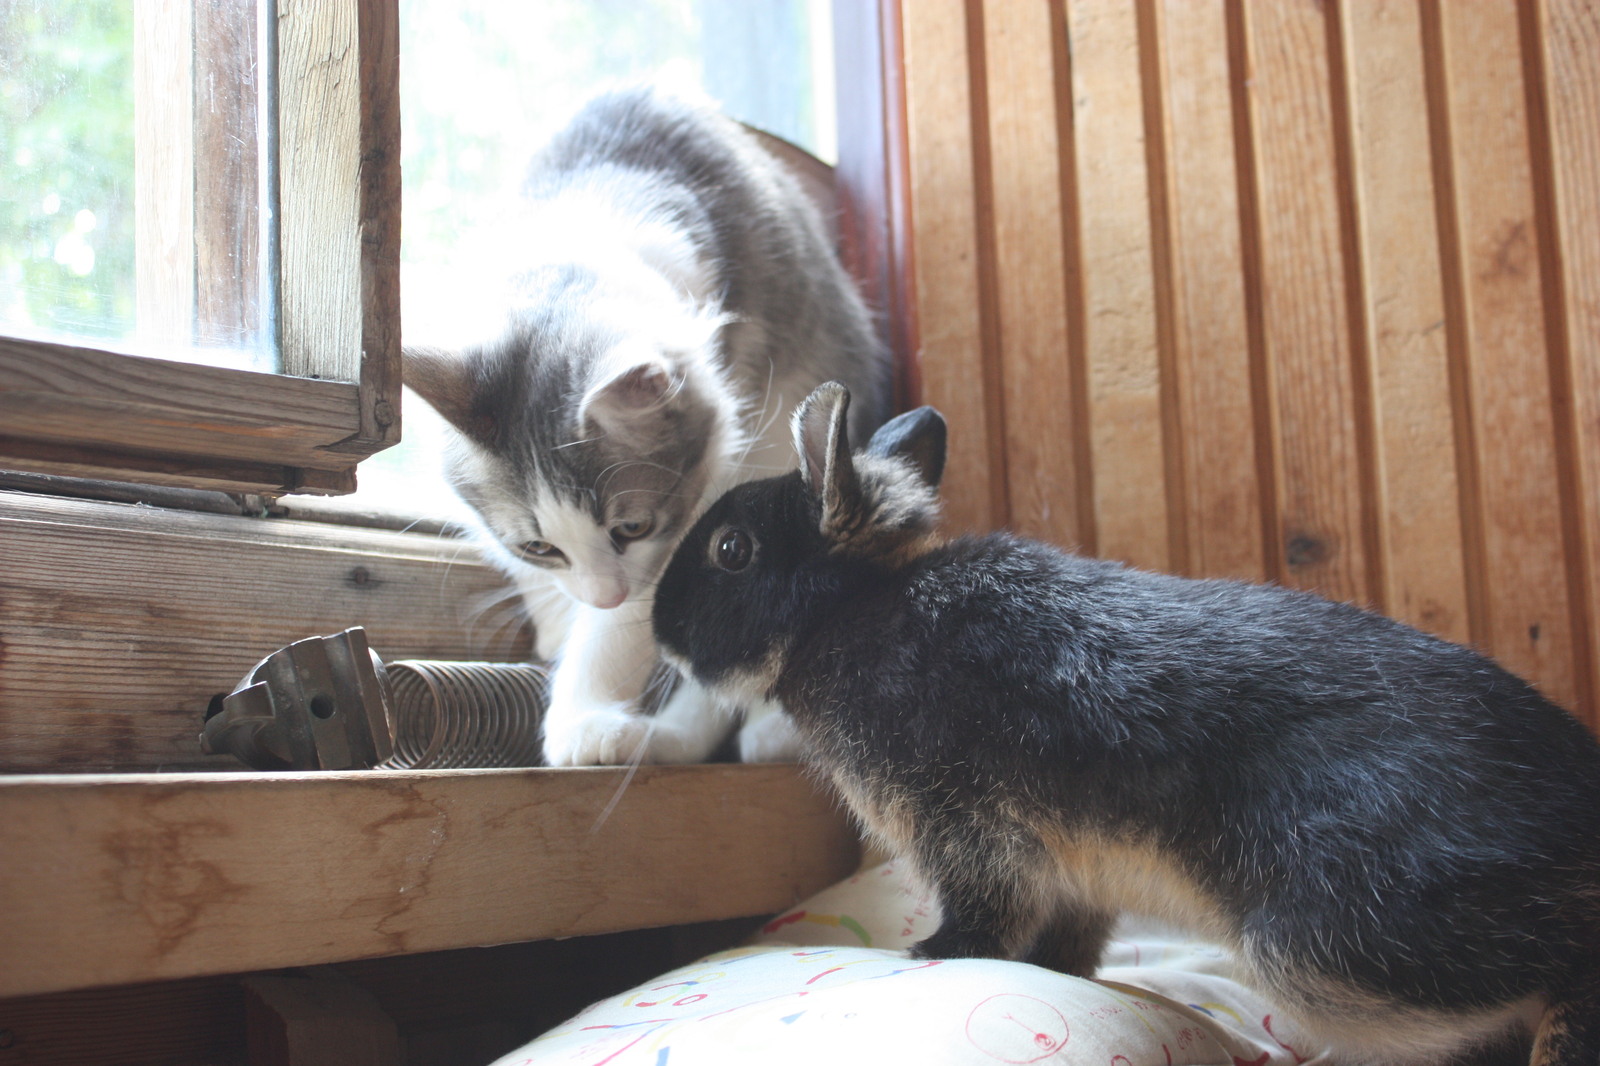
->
[[1145, 0, 1264, 583], [271, 0, 402, 457], [833, 0, 915, 426], [277, 0, 362, 386], [0, 763, 859, 998], [1238, 0, 1373, 605], [0, 339, 365, 468], [891, 0, 1598, 726], [1065, 0, 1168, 573], [902, 0, 1006, 533], [1340, 0, 1470, 645], [0, 492, 525, 771], [1541, 0, 1600, 727], [1436, 1, 1577, 710], [0, 435, 355, 496], [982, 0, 1089, 549], [351, 0, 404, 455], [192, 0, 267, 353]]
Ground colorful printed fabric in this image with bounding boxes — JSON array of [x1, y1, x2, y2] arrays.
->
[[491, 862, 1321, 1066]]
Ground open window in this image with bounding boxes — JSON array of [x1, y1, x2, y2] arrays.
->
[[0, 0, 401, 496]]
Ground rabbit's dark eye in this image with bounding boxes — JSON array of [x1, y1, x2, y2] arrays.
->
[[714, 528, 753, 572]]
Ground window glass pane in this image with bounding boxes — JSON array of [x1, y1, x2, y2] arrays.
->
[[331, 0, 836, 521], [1, 2, 135, 345], [400, 0, 835, 340], [0, 0, 274, 372]]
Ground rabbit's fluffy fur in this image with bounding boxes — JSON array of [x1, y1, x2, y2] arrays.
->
[[653, 383, 1600, 1066]]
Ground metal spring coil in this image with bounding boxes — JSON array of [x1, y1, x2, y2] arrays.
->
[[380, 660, 549, 769]]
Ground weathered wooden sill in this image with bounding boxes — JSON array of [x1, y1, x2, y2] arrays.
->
[[0, 763, 858, 999]]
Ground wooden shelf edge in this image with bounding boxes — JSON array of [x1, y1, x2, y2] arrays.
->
[[0, 764, 859, 998]]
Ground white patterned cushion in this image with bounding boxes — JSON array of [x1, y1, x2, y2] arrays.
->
[[491, 861, 1320, 1066]]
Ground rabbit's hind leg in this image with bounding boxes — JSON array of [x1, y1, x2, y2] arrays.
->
[[1532, 973, 1600, 1066], [1019, 901, 1117, 978], [906, 816, 1059, 962]]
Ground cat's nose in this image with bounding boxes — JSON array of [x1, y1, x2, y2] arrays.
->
[[579, 577, 629, 610]]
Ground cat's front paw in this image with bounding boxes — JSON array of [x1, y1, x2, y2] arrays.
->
[[737, 707, 803, 762], [542, 706, 655, 766]]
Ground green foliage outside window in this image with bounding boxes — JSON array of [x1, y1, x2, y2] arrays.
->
[[0, 0, 136, 342]]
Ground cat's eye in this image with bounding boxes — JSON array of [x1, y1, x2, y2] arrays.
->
[[518, 540, 561, 560], [611, 518, 654, 542], [714, 528, 753, 572]]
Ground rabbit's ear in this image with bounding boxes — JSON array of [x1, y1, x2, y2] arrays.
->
[[867, 406, 947, 489], [793, 382, 860, 527]]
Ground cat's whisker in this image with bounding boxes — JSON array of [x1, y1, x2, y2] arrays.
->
[[588, 735, 649, 833], [476, 607, 535, 659], [594, 457, 686, 481], [606, 487, 692, 505], [744, 371, 788, 460], [457, 583, 535, 656], [433, 529, 493, 605], [731, 362, 782, 471]]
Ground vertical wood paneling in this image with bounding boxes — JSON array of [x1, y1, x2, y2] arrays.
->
[[898, 0, 1599, 724], [1342, 0, 1471, 645], [834, 0, 916, 416], [1539, 0, 1600, 725], [1145, 0, 1264, 583], [1434, 0, 1577, 710], [1236, 0, 1373, 607], [982, 0, 1090, 549], [902, 0, 1004, 533], [1065, 0, 1169, 572]]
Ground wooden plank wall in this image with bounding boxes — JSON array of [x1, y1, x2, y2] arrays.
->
[[901, 0, 1600, 727]]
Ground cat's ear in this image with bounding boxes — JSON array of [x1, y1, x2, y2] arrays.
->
[[580, 357, 677, 443], [793, 382, 860, 527], [866, 406, 947, 489], [404, 345, 495, 441]]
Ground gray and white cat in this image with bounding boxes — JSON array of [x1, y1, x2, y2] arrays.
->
[[404, 87, 890, 767]]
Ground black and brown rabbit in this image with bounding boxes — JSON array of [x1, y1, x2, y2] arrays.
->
[[653, 382, 1600, 1065]]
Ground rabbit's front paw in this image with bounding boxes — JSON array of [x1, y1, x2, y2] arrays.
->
[[542, 705, 654, 766], [908, 926, 1005, 961]]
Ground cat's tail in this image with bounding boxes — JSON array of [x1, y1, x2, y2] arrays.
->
[[1531, 971, 1600, 1065]]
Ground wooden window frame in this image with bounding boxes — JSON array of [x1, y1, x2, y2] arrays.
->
[[0, 0, 401, 497]]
